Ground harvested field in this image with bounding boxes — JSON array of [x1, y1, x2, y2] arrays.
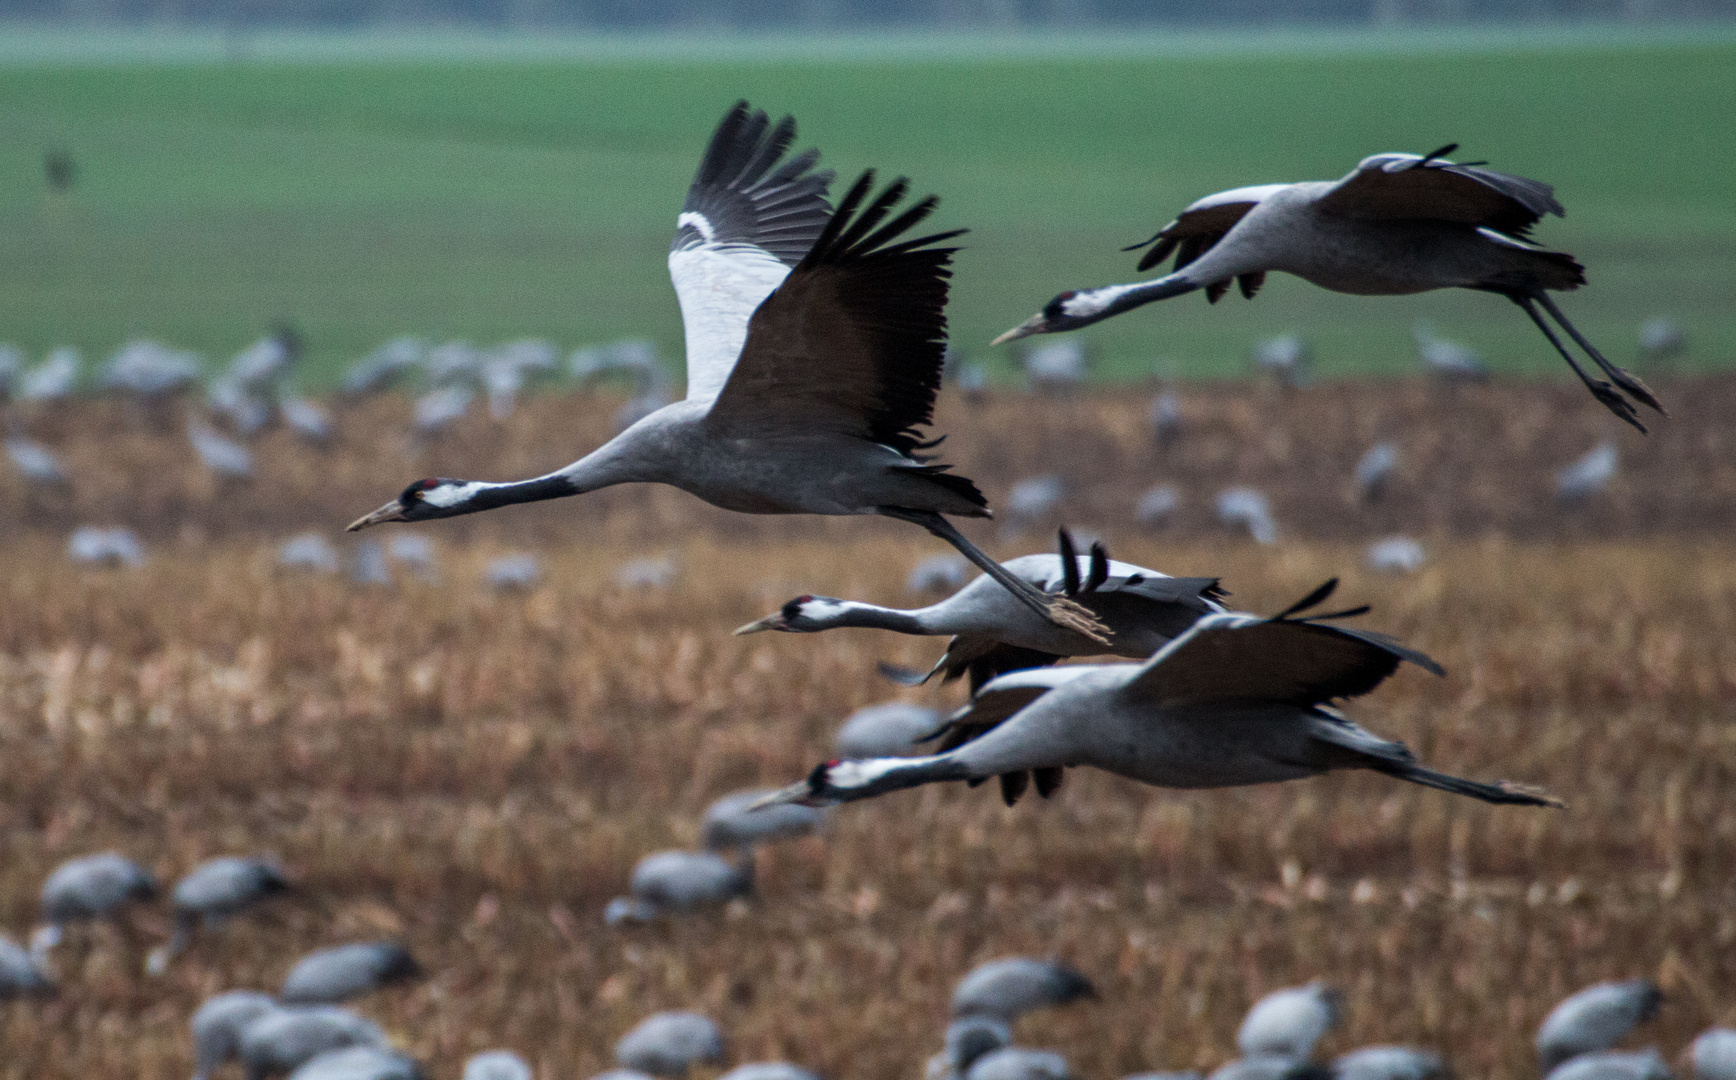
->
[[1, 379, 1734, 1080]]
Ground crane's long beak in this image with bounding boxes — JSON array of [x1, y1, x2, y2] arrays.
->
[[347, 500, 407, 532], [747, 781, 818, 810], [733, 612, 788, 636], [991, 312, 1050, 347]]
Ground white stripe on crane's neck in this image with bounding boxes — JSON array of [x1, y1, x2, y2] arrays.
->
[[826, 757, 916, 792], [677, 211, 716, 242], [422, 480, 491, 508], [1061, 283, 1144, 319]]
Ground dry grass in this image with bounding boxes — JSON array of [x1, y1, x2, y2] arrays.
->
[[3, 385, 1736, 1080]]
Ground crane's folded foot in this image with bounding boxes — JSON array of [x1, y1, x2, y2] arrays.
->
[[1045, 594, 1112, 645], [1607, 366, 1666, 416], [1494, 780, 1566, 808], [1589, 381, 1647, 434]]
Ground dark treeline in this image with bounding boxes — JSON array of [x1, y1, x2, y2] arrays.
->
[[1, 0, 1730, 26]]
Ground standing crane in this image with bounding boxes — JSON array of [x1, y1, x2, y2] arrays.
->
[[737, 531, 1223, 692], [755, 581, 1560, 810], [346, 102, 1099, 638], [991, 147, 1662, 431]]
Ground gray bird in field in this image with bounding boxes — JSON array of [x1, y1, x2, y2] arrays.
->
[[189, 418, 254, 478], [1022, 339, 1088, 394], [344, 102, 1101, 642], [288, 1046, 424, 1080], [102, 339, 203, 398], [280, 396, 334, 443], [1239, 981, 1342, 1061], [1251, 335, 1311, 389], [6, 436, 66, 485], [1353, 443, 1399, 503], [192, 990, 281, 1080], [0, 933, 53, 998], [1216, 487, 1278, 544], [1637, 318, 1685, 363], [908, 553, 972, 595], [1001, 475, 1066, 535], [1545, 1050, 1672, 1080], [16, 347, 80, 402], [700, 790, 824, 852], [412, 383, 474, 436], [279, 942, 421, 1005], [1556, 442, 1617, 504], [718, 1066, 822, 1080], [280, 533, 342, 575], [148, 855, 291, 974], [465, 1050, 534, 1080], [342, 338, 426, 396], [927, 1016, 1013, 1080], [614, 1011, 725, 1078], [834, 701, 943, 760], [1210, 1059, 1334, 1080], [1123, 1073, 1205, 1080], [1150, 389, 1183, 445], [239, 1006, 391, 1080], [484, 553, 543, 591], [1536, 979, 1662, 1072], [967, 1048, 1073, 1080], [1134, 483, 1181, 527], [1413, 322, 1490, 382], [605, 851, 753, 924], [993, 147, 1662, 430], [67, 526, 147, 568], [1365, 537, 1427, 575], [1332, 1047, 1445, 1080], [1691, 1030, 1736, 1080], [35, 851, 157, 952], [951, 957, 1097, 1022]]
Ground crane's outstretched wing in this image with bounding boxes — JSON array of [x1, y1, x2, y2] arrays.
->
[[670, 101, 835, 406], [1123, 579, 1443, 708], [1123, 184, 1286, 279], [703, 171, 964, 455], [1315, 146, 1563, 238]]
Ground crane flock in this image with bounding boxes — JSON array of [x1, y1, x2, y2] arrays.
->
[[0, 99, 1699, 1079]]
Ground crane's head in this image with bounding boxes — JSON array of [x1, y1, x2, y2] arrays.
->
[[750, 758, 911, 809], [733, 595, 850, 635], [347, 478, 484, 531], [990, 291, 1089, 345]]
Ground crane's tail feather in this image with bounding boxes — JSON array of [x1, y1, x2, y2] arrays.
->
[[1375, 760, 1563, 807]]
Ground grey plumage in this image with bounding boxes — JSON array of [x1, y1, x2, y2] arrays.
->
[[16, 347, 80, 402], [103, 339, 202, 397], [1022, 340, 1088, 393], [1536, 980, 1663, 1072], [0, 933, 53, 998], [607, 851, 753, 923], [349, 540, 392, 586], [966, 1048, 1072, 1080], [834, 701, 943, 759], [385, 534, 438, 582], [39, 851, 157, 928], [280, 534, 342, 574], [1545, 1051, 1672, 1080], [1150, 389, 1183, 444], [67, 527, 146, 568], [928, 1016, 1014, 1080], [288, 1047, 423, 1080], [1238, 982, 1342, 1060], [412, 384, 474, 435], [994, 148, 1660, 430], [717, 1065, 822, 1080], [1691, 1029, 1736, 1080], [617, 555, 679, 589], [6, 436, 66, 484], [908, 553, 971, 595], [1002, 475, 1066, 534], [1216, 487, 1278, 545], [188, 418, 254, 478], [1637, 318, 1685, 362], [1365, 537, 1427, 574], [764, 581, 1557, 813], [1413, 323, 1490, 382], [1209, 1059, 1334, 1080], [192, 990, 280, 1080], [280, 396, 333, 443], [279, 942, 421, 1005], [343, 338, 425, 395], [484, 553, 543, 590], [1134, 484, 1181, 527], [951, 957, 1097, 1022], [239, 1006, 390, 1080], [1252, 335, 1311, 389], [464, 1051, 534, 1080], [1332, 1046, 1445, 1080], [1353, 443, 1399, 503], [614, 1011, 725, 1078], [700, 790, 824, 851], [150, 856, 290, 972], [1556, 442, 1617, 504]]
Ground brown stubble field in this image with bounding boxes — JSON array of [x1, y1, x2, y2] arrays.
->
[[2, 376, 1736, 1080]]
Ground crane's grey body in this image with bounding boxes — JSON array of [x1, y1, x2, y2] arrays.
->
[[763, 585, 1557, 811], [966, 1048, 1072, 1080], [1536, 980, 1662, 1072], [464, 1051, 534, 1080], [279, 942, 420, 1004], [700, 790, 824, 851], [1238, 982, 1341, 1060], [1546, 1051, 1672, 1080], [950, 958, 1096, 1022], [1209, 1059, 1333, 1080], [834, 701, 943, 759], [615, 1011, 725, 1077], [151, 856, 291, 973], [929, 1016, 1014, 1080], [607, 850, 753, 922], [192, 991, 281, 1080], [995, 149, 1661, 430], [287, 1046, 422, 1080], [742, 549, 1222, 690], [717, 1065, 823, 1080], [38, 851, 156, 948], [0, 933, 53, 998], [1332, 1047, 1444, 1080], [1691, 1030, 1736, 1080], [238, 1006, 388, 1080]]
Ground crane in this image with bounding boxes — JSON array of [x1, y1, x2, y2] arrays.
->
[[992, 147, 1662, 431], [346, 101, 1100, 639]]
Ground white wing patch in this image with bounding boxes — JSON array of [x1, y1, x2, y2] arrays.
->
[[676, 211, 716, 243], [668, 243, 791, 406]]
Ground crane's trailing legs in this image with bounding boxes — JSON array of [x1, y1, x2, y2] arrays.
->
[[876, 506, 1110, 644], [1509, 294, 1651, 433]]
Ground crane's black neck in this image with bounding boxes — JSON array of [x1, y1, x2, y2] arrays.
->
[[460, 475, 579, 514]]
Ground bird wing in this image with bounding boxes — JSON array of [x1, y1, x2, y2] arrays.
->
[[703, 171, 964, 455], [1124, 184, 1286, 273], [1314, 147, 1563, 237], [932, 666, 1109, 752], [669, 102, 835, 406], [1123, 580, 1443, 708]]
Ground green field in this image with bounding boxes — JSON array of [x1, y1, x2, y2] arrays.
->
[[1, 28, 1733, 385]]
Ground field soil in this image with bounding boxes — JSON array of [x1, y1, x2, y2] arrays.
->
[[2, 381, 1734, 1080]]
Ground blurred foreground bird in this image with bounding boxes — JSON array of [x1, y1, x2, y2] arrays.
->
[[606, 851, 753, 924], [1537, 980, 1662, 1072], [1546, 1050, 1671, 1080], [951, 957, 1097, 1022], [1332, 1047, 1445, 1080], [288, 1046, 423, 1080], [759, 580, 1559, 811], [615, 1012, 725, 1078], [347, 101, 1101, 639], [834, 701, 943, 759], [279, 942, 421, 1005], [239, 1005, 391, 1080], [968, 1048, 1072, 1080], [719, 1066, 822, 1080], [1692, 1031, 1736, 1080], [148, 855, 290, 974], [740, 531, 1224, 692], [192, 990, 281, 1080], [464, 1050, 534, 1080], [0, 934, 53, 998], [701, 790, 824, 851], [993, 146, 1662, 429], [1238, 982, 1340, 1060]]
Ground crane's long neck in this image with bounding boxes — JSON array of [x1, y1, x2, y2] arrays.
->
[[1062, 275, 1201, 328], [446, 433, 654, 515], [819, 753, 975, 803], [808, 600, 940, 635]]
